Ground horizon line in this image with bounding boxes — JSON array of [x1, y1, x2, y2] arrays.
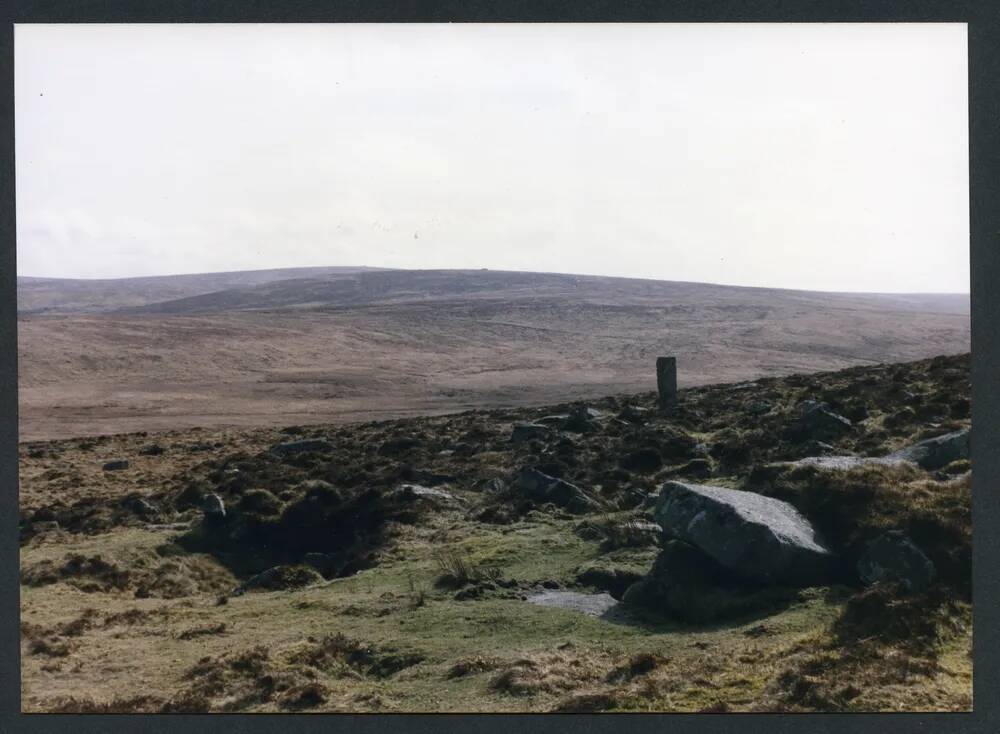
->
[[15, 264, 972, 298]]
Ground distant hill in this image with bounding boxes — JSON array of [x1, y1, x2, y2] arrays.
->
[[16, 266, 388, 315], [16, 267, 970, 441], [113, 269, 970, 318]]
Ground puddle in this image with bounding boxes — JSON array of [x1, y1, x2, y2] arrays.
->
[[526, 589, 625, 620]]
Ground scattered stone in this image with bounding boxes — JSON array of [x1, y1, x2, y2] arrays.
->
[[404, 468, 456, 487], [618, 404, 650, 424], [562, 406, 602, 433], [515, 468, 603, 514], [511, 423, 549, 442], [478, 477, 507, 494], [789, 401, 853, 442], [654, 480, 834, 585], [124, 497, 157, 516], [202, 493, 226, 522], [536, 414, 570, 426], [620, 448, 662, 474], [886, 429, 970, 470], [138, 444, 165, 456], [391, 484, 457, 504], [271, 439, 333, 457], [377, 437, 421, 456], [618, 486, 649, 510], [102, 460, 129, 471], [857, 531, 936, 593]]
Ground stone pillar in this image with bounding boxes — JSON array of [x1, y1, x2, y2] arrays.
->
[[657, 356, 677, 410]]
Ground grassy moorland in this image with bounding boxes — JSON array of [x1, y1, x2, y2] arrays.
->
[[19, 353, 971, 712]]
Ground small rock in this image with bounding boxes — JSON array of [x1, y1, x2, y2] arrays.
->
[[102, 460, 129, 471], [125, 497, 157, 516], [857, 531, 936, 593], [789, 401, 853, 443], [138, 444, 164, 456], [392, 484, 456, 503], [202, 493, 226, 521], [617, 404, 650, 424], [620, 448, 663, 474], [536, 414, 570, 426], [562, 406, 601, 434], [478, 477, 507, 494], [516, 468, 603, 514], [511, 424, 549, 442], [378, 437, 422, 456], [271, 439, 333, 457]]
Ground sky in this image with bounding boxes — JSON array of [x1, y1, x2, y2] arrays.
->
[[15, 23, 969, 293]]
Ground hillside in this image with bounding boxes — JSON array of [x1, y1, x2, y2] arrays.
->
[[18, 354, 972, 712], [16, 266, 387, 315], [16, 268, 970, 441]]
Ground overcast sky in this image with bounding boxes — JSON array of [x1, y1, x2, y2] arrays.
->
[[16, 23, 968, 292]]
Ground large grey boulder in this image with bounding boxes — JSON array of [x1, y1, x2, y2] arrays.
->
[[516, 468, 603, 514], [654, 481, 834, 585], [622, 540, 792, 623], [857, 531, 936, 593], [886, 429, 969, 470]]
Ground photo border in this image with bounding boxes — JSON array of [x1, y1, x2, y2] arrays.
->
[[1, 2, 996, 733]]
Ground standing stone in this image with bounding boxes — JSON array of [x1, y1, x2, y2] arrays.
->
[[656, 357, 677, 410]]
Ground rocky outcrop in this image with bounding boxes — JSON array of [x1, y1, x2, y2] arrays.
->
[[516, 468, 603, 514], [653, 481, 834, 585]]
